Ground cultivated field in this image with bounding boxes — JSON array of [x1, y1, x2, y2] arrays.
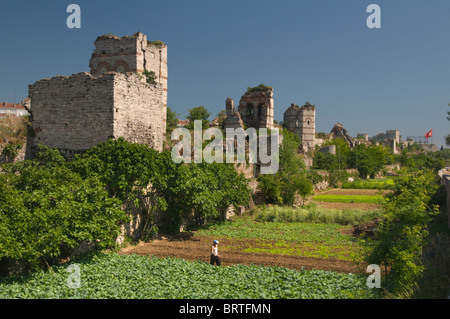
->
[[0, 184, 387, 299]]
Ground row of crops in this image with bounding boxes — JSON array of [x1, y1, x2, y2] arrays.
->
[[0, 252, 379, 299]]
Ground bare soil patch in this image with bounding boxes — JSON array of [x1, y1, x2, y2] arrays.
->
[[120, 234, 360, 274]]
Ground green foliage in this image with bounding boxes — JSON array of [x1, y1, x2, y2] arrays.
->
[[71, 138, 170, 202], [406, 142, 423, 153], [1, 142, 22, 162], [342, 179, 394, 190], [147, 40, 164, 47], [254, 205, 383, 226], [0, 145, 127, 269], [313, 138, 351, 171], [257, 174, 283, 205], [142, 69, 157, 84], [1, 138, 253, 269], [165, 162, 251, 231], [0, 252, 378, 299], [406, 153, 445, 173], [306, 170, 324, 185], [313, 151, 338, 171], [70, 138, 174, 239], [364, 169, 441, 294], [245, 84, 273, 95], [257, 129, 312, 206], [348, 144, 388, 179], [186, 106, 211, 130], [166, 107, 180, 133], [312, 194, 383, 204], [216, 110, 226, 118]]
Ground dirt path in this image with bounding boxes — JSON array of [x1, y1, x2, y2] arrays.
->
[[120, 234, 361, 274]]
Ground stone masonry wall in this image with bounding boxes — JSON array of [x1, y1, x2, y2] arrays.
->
[[26, 71, 166, 158], [89, 32, 168, 101], [113, 72, 166, 151], [26, 72, 115, 158]]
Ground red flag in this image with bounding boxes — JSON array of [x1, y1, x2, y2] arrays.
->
[[425, 129, 432, 139]]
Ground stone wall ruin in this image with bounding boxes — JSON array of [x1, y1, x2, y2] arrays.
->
[[26, 32, 167, 159]]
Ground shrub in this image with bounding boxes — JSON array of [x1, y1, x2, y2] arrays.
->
[[364, 169, 440, 294], [0, 145, 128, 269]]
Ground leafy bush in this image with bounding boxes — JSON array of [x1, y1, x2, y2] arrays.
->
[[142, 69, 157, 84], [70, 138, 250, 234], [364, 169, 441, 294], [0, 145, 128, 269], [1, 142, 22, 162], [257, 129, 312, 206], [165, 162, 251, 231]]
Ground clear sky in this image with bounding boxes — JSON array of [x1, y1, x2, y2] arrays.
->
[[1, 0, 449, 147]]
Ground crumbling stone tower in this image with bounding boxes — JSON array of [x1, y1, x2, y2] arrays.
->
[[236, 87, 274, 130], [89, 32, 168, 96], [26, 32, 167, 159], [283, 102, 316, 151]]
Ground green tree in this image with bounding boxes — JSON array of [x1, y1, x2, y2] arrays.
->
[[258, 129, 311, 206], [348, 144, 387, 179], [70, 138, 175, 240], [165, 162, 250, 232], [365, 169, 440, 294], [186, 106, 211, 130], [0, 145, 127, 269], [166, 107, 180, 133]]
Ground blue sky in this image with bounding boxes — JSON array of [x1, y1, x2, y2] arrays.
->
[[1, 0, 449, 146]]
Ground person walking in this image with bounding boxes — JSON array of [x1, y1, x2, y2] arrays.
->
[[210, 240, 221, 266]]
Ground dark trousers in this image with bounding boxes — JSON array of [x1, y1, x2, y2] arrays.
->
[[210, 254, 221, 266]]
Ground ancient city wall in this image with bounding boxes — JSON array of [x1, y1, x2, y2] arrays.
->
[[113, 72, 166, 151], [27, 72, 116, 158], [26, 71, 166, 158], [89, 32, 168, 95]]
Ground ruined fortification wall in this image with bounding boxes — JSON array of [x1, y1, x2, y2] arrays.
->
[[237, 90, 274, 129], [26, 72, 166, 159], [27, 72, 115, 158], [113, 72, 166, 151], [26, 32, 168, 159], [283, 103, 316, 151], [89, 32, 168, 96]]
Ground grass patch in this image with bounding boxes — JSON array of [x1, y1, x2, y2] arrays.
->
[[312, 194, 383, 204], [342, 179, 394, 190], [253, 205, 383, 226]]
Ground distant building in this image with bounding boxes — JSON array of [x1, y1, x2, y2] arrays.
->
[[177, 120, 190, 127], [0, 102, 29, 117]]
